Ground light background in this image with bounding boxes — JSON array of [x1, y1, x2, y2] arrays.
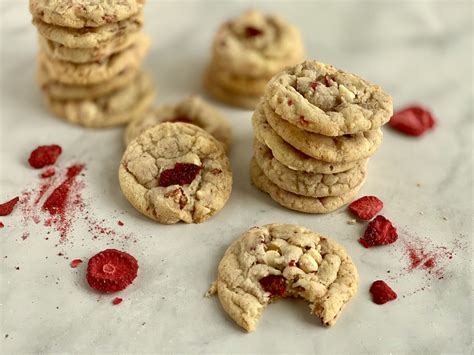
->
[[0, 1, 472, 354]]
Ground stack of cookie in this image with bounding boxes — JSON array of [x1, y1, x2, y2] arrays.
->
[[204, 10, 304, 109], [251, 61, 393, 213], [30, 0, 154, 128]]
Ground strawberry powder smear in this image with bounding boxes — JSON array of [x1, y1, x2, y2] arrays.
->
[[28, 145, 62, 169], [0, 197, 20, 216], [389, 106, 436, 137]]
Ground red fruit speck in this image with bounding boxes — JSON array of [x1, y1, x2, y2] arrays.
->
[[118, 221, 124, 226], [112, 297, 123, 305], [86, 249, 138, 293], [0, 222, 4, 228], [370, 280, 397, 304], [349, 196, 384, 220], [389, 106, 436, 136], [28, 145, 62, 169], [70, 259, 83, 268], [158, 163, 202, 187], [259, 275, 286, 297], [0, 197, 19, 216], [41, 168, 56, 178], [244, 26, 263, 37], [359, 215, 398, 248]]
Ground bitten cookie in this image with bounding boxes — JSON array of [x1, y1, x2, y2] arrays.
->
[[29, 0, 144, 28], [124, 96, 232, 151], [254, 139, 368, 197], [264, 102, 383, 163], [45, 72, 154, 128], [250, 159, 363, 213], [207, 224, 359, 331], [119, 123, 232, 224], [252, 103, 361, 173], [265, 60, 393, 136]]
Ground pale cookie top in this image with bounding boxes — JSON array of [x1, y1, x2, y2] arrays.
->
[[252, 102, 361, 174], [29, 0, 144, 28], [211, 10, 304, 78], [32, 12, 143, 49], [124, 96, 232, 151], [119, 123, 232, 224], [208, 224, 358, 331], [266, 60, 393, 136], [264, 102, 383, 163]]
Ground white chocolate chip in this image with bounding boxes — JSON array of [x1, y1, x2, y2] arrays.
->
[[338, 84, 356, 102], [264, 250, 283, 268], [267, 238, 288, 252], [283, 266, 305, 280], [280, 244, 304, 264], [298, 254, 319, 273], [305, 248, 323, 264]]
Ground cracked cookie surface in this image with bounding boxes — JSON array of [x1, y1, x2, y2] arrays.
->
[[29, 0, 144, 28], [252, 103, 361, 173], [250, 159, 363, 213], [254, 139, 368, 197], [124, 96, 232, 151], [264, 102, 383, 163], [119, 123, 232, 224], [45, 71, 154, 128], [266, 60, 393, 136], [207, 223, 358, 332]]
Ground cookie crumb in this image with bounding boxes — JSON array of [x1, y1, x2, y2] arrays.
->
[[442, 216, 448, 221], [416, 183, 421, 187], [347, 219, 357, 225], [419, 211, 424, 215]]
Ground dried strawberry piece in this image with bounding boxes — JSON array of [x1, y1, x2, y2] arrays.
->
[[259, 275, 286, 297], [348, 196, 383, 220], [244, 26, 263, 37], [158, 163, 202, 187], [370, 280, 397, 304], [70, 259, 83, 268], [389, 106, 436, 136], [86, 249, 138, 293], [359, 215, 398, 248], [28, 144, 62, 169], [112, 297, 123, 305], [0, 197, 19, 216]]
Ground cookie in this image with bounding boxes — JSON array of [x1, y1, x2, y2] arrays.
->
[[266, 60, 393, 136], [45, 72, 154, 128], [124, 96, 232, 151], [38, 65, 138, 100], [211, 10, 304, 78], [204, 68, 262, 110], [29, 0, 144, 28], [264, 102, 383, 163], [207, 223, 359, 331], [254, 139, 368, 197], [38, 34, 150, 85], [32, 12, 144, 48], [252, 103, 361, 173], [118, 123, 232, 224], [38, 30, 141, 63], [250, 158, 363, 213]]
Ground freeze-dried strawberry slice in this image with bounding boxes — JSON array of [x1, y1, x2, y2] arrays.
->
[[0, 197, 19, 216], [259, 275, 286, 297], [389, 106, 436, 136], [158, 163, 202, 187], [348, 196, 383, 220], [359, 215, 398, 248], [28, 145, 62, 169], [370, 280, 397, 304], [86, 249, 138, 293]]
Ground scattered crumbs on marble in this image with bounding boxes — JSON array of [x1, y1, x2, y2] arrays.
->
[[4, 334, 8, 339], [347, 218, 357, 225], [56, 306, 59, 310], [416, 183, 421, 187], [14, 266, 19, 270], [118, 220, 124, 226], [142, 322, 146, 326], [386, 270, 391, 273], [419, 211, 423, 215], [442, 216, 448, 221]]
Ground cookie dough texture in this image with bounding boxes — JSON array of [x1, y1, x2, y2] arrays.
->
[[124, 96, 232, 151], [119, 123, 232, 224], [254, 139, 368, 197], [38, 34, 150, 85], [208, 224, 359, 331], [32, 12, 144, 48], [45, 71, 154, 128], [250, 159, 363, 213], [30, 0, 144, 28], [252, 103, 360, 173], [266, 61, 393, 136], [205, 10, 304, 109]]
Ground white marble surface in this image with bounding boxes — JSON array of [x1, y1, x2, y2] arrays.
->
[[0, 1, 472, 354]]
